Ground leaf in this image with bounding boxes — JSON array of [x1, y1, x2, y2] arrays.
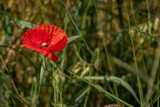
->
[[68, 71, 134, 107], [0, 69, 30, 105], [12, 19, 36, 28], [150, 92, 160, 105], [12, 19, 81, 44], [67, 86, 90, 106], [67, 35, 81, 44], [13, 19, 81, 44], [31, 77, 38, 106], [39, 56, 46, 94], [84, 76, 140, 105], [0, 69, 10, 83]]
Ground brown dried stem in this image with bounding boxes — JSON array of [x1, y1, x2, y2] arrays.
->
[[0, 55, 23, 104]]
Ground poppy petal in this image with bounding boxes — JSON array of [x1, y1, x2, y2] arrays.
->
[[45, 52, 58, 62], [20, 44, 48, 56], [33, 24, 68, 52], [21, 29, 49, 49], [21, 24, 68, 62], [33, 24, 62, 39], [20, 44, 36, 50], [48, 33, 68, 52], [51, 53, 58, 62], [20, 44, 27, 47]]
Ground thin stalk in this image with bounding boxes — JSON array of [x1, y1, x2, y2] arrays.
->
[[81, 0, 91, 32], [157, 75, 159, 107], [145, 39, 160, 107], [83, 65, 92, 107], [140, 47, 147, 78], [102, 36, 118, 96], [60, 0, 81, 35], [52, 63, 57, 107], [68, 71, 134, 107], [93, 0, 119, 98], [124, 1, 144, 106], [145, 0, 151, 34], [0, 10, 23, 33], [52, 66, 65, 107], [130, 0, 148, 82], [59, 82, 64, 107], [38, 56, 46, 98], [81, 0, 91, 62], [57, 71, 64, 107], [47, 65, 64, 107], [60, 0, 94, 59], [0, 55, 23, 104]]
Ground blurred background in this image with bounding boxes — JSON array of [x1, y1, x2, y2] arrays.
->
[[0, 0, 160, 107]]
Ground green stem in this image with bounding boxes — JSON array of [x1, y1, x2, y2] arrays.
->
[[145, 0, 151, 34], [124, 1, 144, 106], [52, 63, 57, 107], [60, 0, 94, 59], [38, 56, 46, 97], [93, 0, 119, 99], [83, 65, 92, 107], [68, 71, 134, 107]]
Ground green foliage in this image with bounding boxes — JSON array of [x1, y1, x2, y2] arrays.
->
[[0, 0, 160, 107]]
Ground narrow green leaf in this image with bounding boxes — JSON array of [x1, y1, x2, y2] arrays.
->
[[67, 86, 90, 106], [0, 69, 10, 83], [12, 19, 36, 28], [16, 95, 30, 105], [68, 71, 134, 107], [84, 76, 140, 105], [38, 56, 46, 96], [67, 35, 81, 44], [0, 70, 30, 105], [150, 92, 160, 105]]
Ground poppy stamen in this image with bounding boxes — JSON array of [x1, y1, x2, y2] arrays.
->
[[42, 42, 47, 47]]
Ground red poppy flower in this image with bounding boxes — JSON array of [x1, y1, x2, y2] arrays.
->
[[20, 24, 68, 62]]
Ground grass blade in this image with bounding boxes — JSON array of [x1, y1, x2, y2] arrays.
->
[[84, 76, 140, 105], [38, 56, 46, 97], [12, 19, 36, 28], [150, 92, 160, 105], [68, 71, 134, 107], [67, 86, 90, 106], [67, 35, 81, 44]]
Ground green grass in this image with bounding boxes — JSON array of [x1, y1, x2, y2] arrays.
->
[[0, 0, 160, 107]]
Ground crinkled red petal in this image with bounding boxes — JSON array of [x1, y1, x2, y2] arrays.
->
[[33, 24, 68, 52], [20, 43, 58, 62], [21, 24, 68, 62], [21, 29, 49, 49]]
